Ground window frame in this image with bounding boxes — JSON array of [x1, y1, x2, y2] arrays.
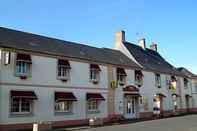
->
[[184, 78, 189, 88], [155, 73, 161, 88], [135, 70, 143, 86], [10, 97, 32, 115], [57, 64, 70, 80], [117, 73, 126, 85], [55, 101, 73, 113], [15, 60, 31, 77], [87, 100, 99, 112], [89, 68, 100, 82]]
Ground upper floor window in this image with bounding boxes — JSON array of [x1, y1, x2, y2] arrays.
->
[[15, 53, 32, 78], [195, 83, 197, 92], [57, 59, 71, 80], [155, 73, 161, 88], [184, 78, 189, 88], [89, 64, 101, 83], [169, 76, 177, 90], [135, 70, 143, 87], [117, 68, 127, 85], [4, 51, 11, 65]]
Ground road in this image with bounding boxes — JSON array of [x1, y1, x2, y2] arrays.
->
[[64, 115, 197, 131]]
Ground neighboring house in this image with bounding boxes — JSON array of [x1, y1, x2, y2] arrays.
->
[[177, 67, 197, 112], [114, 30, 194, 118], [0, 27, 141, 130]]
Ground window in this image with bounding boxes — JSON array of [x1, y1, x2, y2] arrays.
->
[[135, 70, 143, 87], [55, 101, 72, 112], [11, 98, 32, 114], [117, 68, 127, 85], [184, 78, 188, 88], [58, 65, 70, 79], [90, 69, 99, 81], [15, 53, 32, 77], [87, 100, 99, 111], [89, 64, 100, 82], [57, 59, 71, 80], [155, 73, 161, 88], [16, 61, 30, 76], [195, 83, 197, 92], [4, 51, 11, 65]]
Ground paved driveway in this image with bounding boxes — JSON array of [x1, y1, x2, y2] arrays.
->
[[61, 115, 197, 131]]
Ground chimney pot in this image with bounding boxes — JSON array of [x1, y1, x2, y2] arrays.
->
[[138, 38, 146, 49], [150, 43, 158, 52]]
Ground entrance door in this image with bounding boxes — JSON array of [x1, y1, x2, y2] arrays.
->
[[124, 96, 136, 119], [185, 96, 190, 112]]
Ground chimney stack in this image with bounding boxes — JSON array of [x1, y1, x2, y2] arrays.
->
[[115, 30, 125, 49], [138, 38, 146, 49], [150, 42, 158, 52]]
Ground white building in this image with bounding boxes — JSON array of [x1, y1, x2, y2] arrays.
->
[[114, 31, 195, 118], [0, 27, 196, 130]]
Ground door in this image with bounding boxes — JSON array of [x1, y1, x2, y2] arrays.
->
[[185, 96, 190, 112], [124, 96, 136, 119]]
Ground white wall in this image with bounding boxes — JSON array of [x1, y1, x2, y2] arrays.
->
[[0, 85, 108, 124], [0, 51, 108, 124]]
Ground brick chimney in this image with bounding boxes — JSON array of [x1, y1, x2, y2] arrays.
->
[[150, 42, 158, 52], [138, 38, 146, 49], [115, 30, 125, 49]]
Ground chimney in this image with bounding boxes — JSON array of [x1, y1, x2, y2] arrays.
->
[[138, 38, 146, 49], [150, 42, 158, 52], [115, 30, 125, 49]]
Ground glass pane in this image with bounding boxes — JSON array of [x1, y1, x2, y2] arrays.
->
[[21, 99, 31, 112], [11, 98, 20, 112]]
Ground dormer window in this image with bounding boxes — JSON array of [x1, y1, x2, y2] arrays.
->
[[57, 59, 71, 81], [135, 70, 143, 87], [15, 53, 32, 79], [89, 64, 101, 84], [117, 68, 127, 85], [155, 73, 161, 88], [184, 78, 189, 88]]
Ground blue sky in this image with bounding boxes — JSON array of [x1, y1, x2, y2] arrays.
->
[[1, 0, 197, 73]]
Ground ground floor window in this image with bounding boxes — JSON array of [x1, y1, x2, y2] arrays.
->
[[55, 101, 73, 112], [11, 98, 32, 114], [87, 100, 99, 111]]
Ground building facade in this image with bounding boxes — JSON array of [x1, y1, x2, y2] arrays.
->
[[0, 27, 196, 130]]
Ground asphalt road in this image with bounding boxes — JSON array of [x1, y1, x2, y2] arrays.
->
[[65, 115, 197, 131]]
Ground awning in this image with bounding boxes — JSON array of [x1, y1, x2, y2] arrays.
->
[[124, 93, 141, 97], [123, 85, 139, 92], [11, 90, 37, 99], [172, 93, 180, 97], [185, 94, 192, 98], [157, 93, 166, 98], [86, 93, 105, 101], [55, 92, 77, 101], [16, 53, 32, 63], [90, 64, 101, 71], [117, 68, 127, 76], [58, 59, 71, 68]]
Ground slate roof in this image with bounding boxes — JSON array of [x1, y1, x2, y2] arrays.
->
[[177, 67, 197, 79], [123, 42, 183, 76], [0, 27, 140, 68]]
